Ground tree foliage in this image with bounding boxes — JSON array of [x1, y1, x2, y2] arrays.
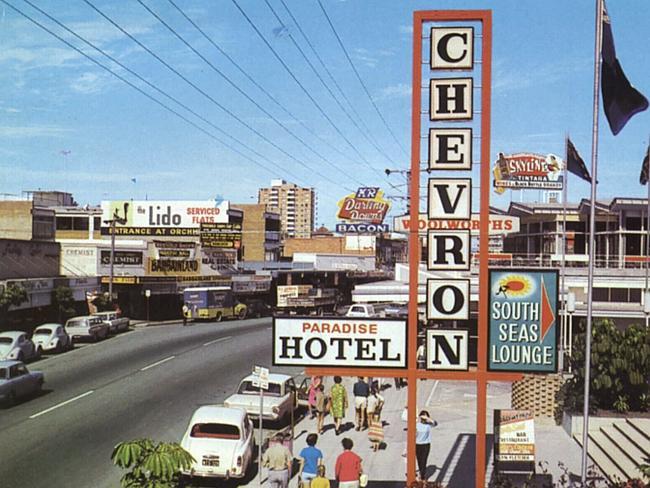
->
[[559, 319, 650, 413], [0, 284, 28, 313], [52, 286, 76, 322], [111, 438, 194, 488]]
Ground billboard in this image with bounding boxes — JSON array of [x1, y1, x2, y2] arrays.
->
[[100, 200, 229, 236], [273, 317, 407, 368], [494, 410, 535, 463], [493, 153, 564, 193], [336, 188, 391, 233], [488, 270, 558, 372]]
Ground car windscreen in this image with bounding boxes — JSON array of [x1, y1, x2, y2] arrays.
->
[[34, 329, 52, 335], [0, 338, 13, 344], [237, 380, 282, 397], [66, 320, 86, 328], [190, 423, 240, 439]]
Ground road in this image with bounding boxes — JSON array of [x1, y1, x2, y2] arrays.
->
[[0, 317, 299, 488]]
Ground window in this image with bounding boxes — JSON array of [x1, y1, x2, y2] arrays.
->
[[73, 217, 89, 230], [94, 217, 101, 229], [190, 423, 240, 439], [56, 217, 73, 230]]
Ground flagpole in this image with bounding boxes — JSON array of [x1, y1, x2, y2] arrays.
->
[[581, 0, 604, 483], [560, 136, 569, 372]]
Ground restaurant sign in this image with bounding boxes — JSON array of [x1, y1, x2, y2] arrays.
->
[[488, 270, 558, 372], [273, 317, 407, 368], [494, 409, 535, 465], [492, 153, 564, 193]]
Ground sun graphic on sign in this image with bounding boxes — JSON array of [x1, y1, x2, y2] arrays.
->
[[496, 275, 533, 298]]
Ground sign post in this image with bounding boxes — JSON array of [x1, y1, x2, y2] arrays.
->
[[252, 365, 269, 486]]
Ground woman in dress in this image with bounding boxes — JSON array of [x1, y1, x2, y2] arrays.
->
[[308, 376, 322, 419], [329, 376, 348, 435]]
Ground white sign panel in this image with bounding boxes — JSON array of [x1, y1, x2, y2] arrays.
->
[[101, 200, 230, 229], [273, 318, 407, 368], [428, 178, 472, 220], [427, 230, 471, 270], [429, 128, 473, 171], [426, 329, 469, 370], [430, 78, 473, 121], [430, 27, 474, 70], [393, 213, 520, 235], [426, 279, 470, 320]]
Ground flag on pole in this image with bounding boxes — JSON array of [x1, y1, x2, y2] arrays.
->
[[640, 144, 650, 185], [601, 1, 648, 135], [566, 138, 592, 183]]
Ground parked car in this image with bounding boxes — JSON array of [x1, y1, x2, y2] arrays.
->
[[32, 323, 73, 353], [384, 302, 408, 319], [0, 331, 40, 362], [345, 304, 376, 318], [0, 360, 44, 405], [224, 373, 297, 423], [180, 406, 255, 482], [65, 315, 109, 342], [92, 311, 130, 334]]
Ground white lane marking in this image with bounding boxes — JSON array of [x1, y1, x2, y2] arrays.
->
[[29, 390, 95, 419], [203, 336, 232, 346], [426, 380, 439, 406], [266, 327, 272, 330], [140, 355, 175, 371]]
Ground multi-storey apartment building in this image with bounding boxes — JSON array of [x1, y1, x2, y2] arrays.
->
[[258, 179, 315, 239]]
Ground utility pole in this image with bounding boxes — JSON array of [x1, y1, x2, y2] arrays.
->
[[104, 206, 128, 304]]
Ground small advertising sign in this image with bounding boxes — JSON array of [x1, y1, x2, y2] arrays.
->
[[273, 317, 407, 368], [393, 213, 520, 235], [488, 270, 558, 372], [200, 223, 242, 249], [492, 153, 564, 193], [494, 410, 535, 466], [100, 250, 143, 266], [336, 187, 391, 232]]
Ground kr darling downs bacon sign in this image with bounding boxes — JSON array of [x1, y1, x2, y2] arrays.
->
[[273, 317, 407, 368], [488, 270, 558, 373], [492, 152, 564, 193], [336, 187, 391, 233]]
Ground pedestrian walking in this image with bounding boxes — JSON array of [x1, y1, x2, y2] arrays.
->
[[181, 303, 189, 326], [352, 377, 370, 431], [307, 376, 322, 419], [262, 432, 293, 488], [329, 376, 348, 435], [335, 438, 363, 488], [298, 433, 323, 487], [315, 384, 328, 434], [416, 340, 426, 370], [366, 383, 384, 422], [415, 410, 438, 481], [311, 465, 330, 488]]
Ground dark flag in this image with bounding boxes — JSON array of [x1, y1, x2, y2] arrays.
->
[[601, 1, 648, 135], [640, 145, 650, 185], [566, 138, 592, 183]]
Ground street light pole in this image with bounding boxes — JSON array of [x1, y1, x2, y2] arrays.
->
[[109, 218, 116, 302]]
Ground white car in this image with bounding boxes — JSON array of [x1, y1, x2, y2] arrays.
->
[[224, 373, 297, 423], [180, 406, 255, 481], [32, 324, 73, 353], [0, 360, 44, 405], [92, 311, 130, 334], [0, 331, 40, 362], [346, 304, 376, 317], [65, 315, 109, 342]]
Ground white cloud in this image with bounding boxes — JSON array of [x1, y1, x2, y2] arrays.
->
[[3, 108, 20, 113], [70, 71, 115, 94], [374, 83, 410, 101], [0, 47, 84, 70], [0, 125, 72, 138]]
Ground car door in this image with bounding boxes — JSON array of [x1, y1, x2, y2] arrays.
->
[[55, 326, 68, 348], [10, 364, 28, 397]]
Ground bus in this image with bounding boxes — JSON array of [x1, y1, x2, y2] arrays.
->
[[182, 286, 247, 322]]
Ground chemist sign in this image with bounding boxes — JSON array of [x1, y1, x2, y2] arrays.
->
[[273, 317, 407, 368], [488, 270, 558, 373]]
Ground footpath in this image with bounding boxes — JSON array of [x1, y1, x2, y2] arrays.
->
[[286, 377, 591, 488]]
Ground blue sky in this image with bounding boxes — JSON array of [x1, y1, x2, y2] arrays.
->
[[1, 0, 649, 227]]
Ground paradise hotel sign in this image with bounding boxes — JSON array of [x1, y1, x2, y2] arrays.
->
[[488, 270, 559, 372]]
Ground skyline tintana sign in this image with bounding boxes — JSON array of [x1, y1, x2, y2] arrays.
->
[[335, 187, 391, 233], [492, 152, 564, 193], [488, 269, 558, 373]]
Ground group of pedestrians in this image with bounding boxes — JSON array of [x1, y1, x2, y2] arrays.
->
[[264, 431, 365, 488]]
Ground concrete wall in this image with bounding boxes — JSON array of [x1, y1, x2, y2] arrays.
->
[[0, 201, 34, 240]]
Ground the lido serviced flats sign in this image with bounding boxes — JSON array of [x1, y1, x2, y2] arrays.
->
[[273, 317, 407, 368], [488, 270, 558, 373]]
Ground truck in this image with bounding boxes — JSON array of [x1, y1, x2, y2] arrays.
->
[[275, 285, 339, 316]]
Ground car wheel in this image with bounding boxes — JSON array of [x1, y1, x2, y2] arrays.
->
[[238, 308, 247, 320], [215, 312, 222, 323], [55, 342, 62, 354], [35, 347, 42, 360], [36, 379, 43, 394]]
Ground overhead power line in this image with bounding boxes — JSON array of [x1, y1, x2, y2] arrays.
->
[[263, 0, 394, 171], [0, 0, 286, 183], [231, 0, 387, 181], [165, 0, 366, 177], [316, 0, 409, 162], [278, 0, 398, 165], [80, 0, 343, 188], [135, 0, 364, 187], [13, 0, 319, 190]]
